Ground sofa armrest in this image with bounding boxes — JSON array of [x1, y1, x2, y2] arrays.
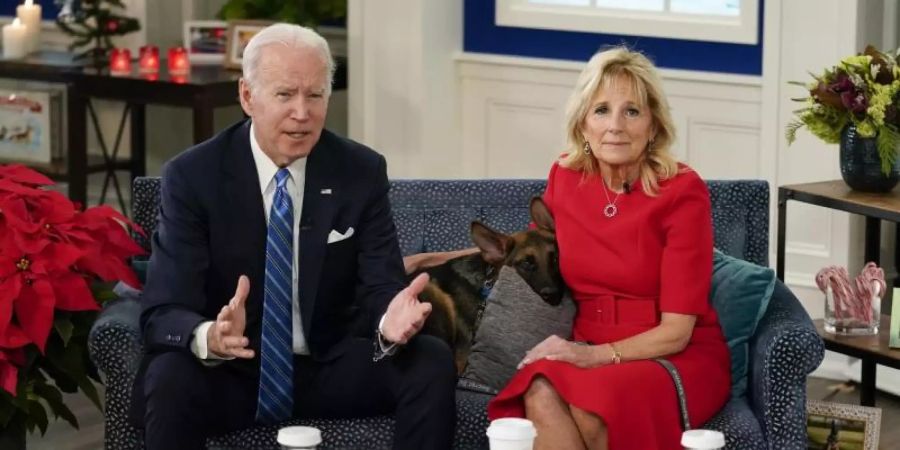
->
[[87, 283, 144, 450], [747, 280, 824, 450], [88, 286, 143, 377]]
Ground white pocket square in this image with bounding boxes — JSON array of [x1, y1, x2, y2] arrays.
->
[[327, 227, 354, 244]]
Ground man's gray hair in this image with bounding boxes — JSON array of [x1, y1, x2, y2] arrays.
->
[[242, 23, 335, 95]]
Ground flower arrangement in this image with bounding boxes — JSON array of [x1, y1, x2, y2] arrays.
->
[[0, 164, 143, 443], [786, 45, 900, 175]]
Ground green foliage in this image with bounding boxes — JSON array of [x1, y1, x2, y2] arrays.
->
[[876, 124, 900, 174], [218, 0, 347, 27]]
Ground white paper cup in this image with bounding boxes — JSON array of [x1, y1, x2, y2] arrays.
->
[[277, 426, 322, 449], [681, 429, 725, 449], [487, 418, 537, 450]]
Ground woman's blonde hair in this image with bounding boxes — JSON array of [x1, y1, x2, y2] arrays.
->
[[560, 46, 679, 195]]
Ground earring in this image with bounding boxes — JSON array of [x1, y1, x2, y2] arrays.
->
[[583, 141, 591, 155], [647, 138, 655, 151]]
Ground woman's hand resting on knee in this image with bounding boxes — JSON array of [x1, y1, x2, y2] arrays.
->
[[518, 335, 616, 369]]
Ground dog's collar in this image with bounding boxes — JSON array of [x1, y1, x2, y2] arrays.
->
[[474, 265, 497, 330], [480, 265, 497, 299]]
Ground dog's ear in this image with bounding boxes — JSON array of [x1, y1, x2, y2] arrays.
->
[[530, 197, 555, 232], [470, 221, 512, 264]]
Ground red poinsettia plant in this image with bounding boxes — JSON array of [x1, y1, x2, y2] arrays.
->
[[0, 164, 144, 441]]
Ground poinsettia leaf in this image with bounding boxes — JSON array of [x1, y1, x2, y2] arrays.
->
[[13, 280, 56, 353], [0, 387, 18, 426], [52, 273, 98, 312], [40, 351, 78, 393], [0, 276, 21, 341], [75, 377, 101, 411], [90, 284, 118, 305], [0, 359, 18, 395], [27, 399, 48, 435], [53, 316, 74, 347], [0, 164, 53, 186], [47, 341, 100, 409], [33, 382, 78, 429]]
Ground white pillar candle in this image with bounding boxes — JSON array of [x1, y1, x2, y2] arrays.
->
[[16, 0, 41, 54], [3, 18, 28, 59]]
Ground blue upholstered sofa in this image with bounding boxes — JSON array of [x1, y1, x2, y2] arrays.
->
[[88, 178, 824, 450]]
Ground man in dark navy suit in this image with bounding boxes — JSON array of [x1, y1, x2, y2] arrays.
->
[[132, 23, 456, 450]]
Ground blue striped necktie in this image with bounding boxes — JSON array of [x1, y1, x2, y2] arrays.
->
[[256, 168, 294, 424]]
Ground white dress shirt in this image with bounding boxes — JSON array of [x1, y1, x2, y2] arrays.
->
[[191, 123, 310, 358]]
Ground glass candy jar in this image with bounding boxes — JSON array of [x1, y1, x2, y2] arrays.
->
[[824, 283, 880, 335]]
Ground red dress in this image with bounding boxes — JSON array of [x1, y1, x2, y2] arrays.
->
[[487, 162, 731, 450]]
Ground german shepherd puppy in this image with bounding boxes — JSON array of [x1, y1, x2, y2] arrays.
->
[[410, 197, 565, 373]]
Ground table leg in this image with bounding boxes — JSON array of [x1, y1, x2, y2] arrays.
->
[[67, 87, 87, 209], [864, 217, 880, 265], [777, 189, 787, 281], [861, 358, 876, 406], [193, 105, 214, 144], [130, 103, 146, 185]]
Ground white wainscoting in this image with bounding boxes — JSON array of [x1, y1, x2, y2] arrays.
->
[[456, 52, 764, 182]]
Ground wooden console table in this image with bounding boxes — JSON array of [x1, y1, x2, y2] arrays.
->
[[814, 316, 900, 406]]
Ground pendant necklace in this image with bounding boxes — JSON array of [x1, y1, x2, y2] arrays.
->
[[601, 179, 620, 218]]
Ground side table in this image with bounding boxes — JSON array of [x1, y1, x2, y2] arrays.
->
[[776, 180, 900, 313], [813, 316, 900, 406]]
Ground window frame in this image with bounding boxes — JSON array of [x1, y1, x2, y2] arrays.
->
[[495, 0, 759, 45]]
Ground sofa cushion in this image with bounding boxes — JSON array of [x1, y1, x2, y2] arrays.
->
[[710, 249, 775, 398], [462, 266, 576, 391]]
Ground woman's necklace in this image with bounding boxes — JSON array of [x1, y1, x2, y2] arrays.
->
[[601, 180, 620, 218]]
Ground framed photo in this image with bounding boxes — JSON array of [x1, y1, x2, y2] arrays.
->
[[0, 89, 62, 164], [806, 400, 881, 450], [223, 20, 274, 70], [183, 20, 228, 64]]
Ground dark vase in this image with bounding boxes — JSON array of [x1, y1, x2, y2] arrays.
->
[[839, 125, 900, 192]]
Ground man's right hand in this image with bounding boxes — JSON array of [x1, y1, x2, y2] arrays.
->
[[207, 275, 255, 359]]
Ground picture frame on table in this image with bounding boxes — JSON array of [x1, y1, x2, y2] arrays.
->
[[0, 88, 62, 164], [183, 20, 228, 64], [223, 20, 275, 70], [806, 400, 881, 450]]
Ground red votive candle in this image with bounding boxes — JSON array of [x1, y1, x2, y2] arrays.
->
[[138, 45, 159, 74], [167, 46, 190, 76], [109, 48, 131, 76]]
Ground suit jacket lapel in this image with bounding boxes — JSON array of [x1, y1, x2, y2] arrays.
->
[[298, 134, 339, 335], [223, 121, 267, 317]]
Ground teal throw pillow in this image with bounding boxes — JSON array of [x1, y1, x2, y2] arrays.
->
[[710, 249, 775, 398]]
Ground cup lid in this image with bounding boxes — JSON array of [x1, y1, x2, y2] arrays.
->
[[277, 426, 322, 447], [681, 429, 725, 449], [486, 418, 537, 440]]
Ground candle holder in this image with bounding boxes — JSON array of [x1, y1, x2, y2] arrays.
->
[[167, 46, 190, 76], [109, 48, 132, 76], [138, 45, 159, 74]]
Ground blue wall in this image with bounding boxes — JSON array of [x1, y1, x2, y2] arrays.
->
[[464, 0, 763, 76], [1, 0, 61, 20]]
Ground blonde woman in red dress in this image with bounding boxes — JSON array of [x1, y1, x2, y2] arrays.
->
[[484, 47, 731, 450]]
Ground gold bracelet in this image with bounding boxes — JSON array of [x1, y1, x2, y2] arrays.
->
[[608, 343, 622, 364]]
